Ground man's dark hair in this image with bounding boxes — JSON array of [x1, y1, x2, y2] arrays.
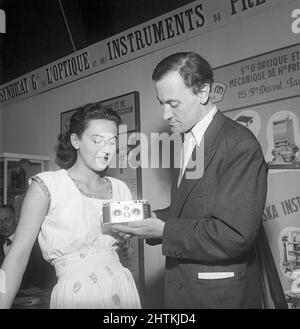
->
[[152, 52, 214, 94]]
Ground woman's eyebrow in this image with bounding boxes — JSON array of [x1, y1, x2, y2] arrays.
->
[[91, 134, 117, 140]]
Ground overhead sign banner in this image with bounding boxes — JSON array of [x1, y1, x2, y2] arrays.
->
[[0, 0, 293, 106], [212, 43, 300, 112]]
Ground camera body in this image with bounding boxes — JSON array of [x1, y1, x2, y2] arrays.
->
[[102, 200, 151, 226]]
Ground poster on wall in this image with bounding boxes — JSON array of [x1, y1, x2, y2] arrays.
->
[[60, 91, 145, 302], [213, 43, 300, 308]]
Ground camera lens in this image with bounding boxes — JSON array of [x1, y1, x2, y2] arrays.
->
[[132, 208, 141, 215], [113, 209, 122, 217]]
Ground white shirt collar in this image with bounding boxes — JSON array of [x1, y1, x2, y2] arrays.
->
[[190, 105, 217, 146], [2, 233, 14, 255], [1, 233, 14, 242]]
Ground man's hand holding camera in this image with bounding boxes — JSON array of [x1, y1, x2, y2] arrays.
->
[[112, 212, 165, 239]]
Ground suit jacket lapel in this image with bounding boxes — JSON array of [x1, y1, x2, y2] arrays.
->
[[171, 110, 226, 217]]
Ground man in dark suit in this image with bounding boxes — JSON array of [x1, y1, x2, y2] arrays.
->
[[0, 206, 16, 267], [114, 52, 268, 308], [0, 205, 55, 290]]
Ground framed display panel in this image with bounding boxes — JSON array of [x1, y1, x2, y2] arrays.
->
[[60, 91, 145, 304]]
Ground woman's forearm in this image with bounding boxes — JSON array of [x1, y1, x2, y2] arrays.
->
[[0, 251, 30, 308]]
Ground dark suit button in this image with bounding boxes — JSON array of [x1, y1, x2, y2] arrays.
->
[[177, 283, 183, 289]]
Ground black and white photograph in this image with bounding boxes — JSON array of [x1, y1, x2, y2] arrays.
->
[[0, 0, 299, 319]]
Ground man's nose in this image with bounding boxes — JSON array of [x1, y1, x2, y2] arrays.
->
[[163, 104, 173, 121], [101, 141, 111, 155]]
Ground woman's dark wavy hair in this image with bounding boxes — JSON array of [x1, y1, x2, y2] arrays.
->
[[55, 103, 121, 169], [152, 52, 214, 94]]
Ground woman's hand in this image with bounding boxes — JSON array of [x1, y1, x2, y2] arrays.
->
[[117, 239, 133, 261]]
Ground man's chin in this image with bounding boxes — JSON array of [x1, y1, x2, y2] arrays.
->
[[94, 163, 109, 172], [1, 232, 11, 238], [170, 125, 178, 133], [170, 126, 182, 134]]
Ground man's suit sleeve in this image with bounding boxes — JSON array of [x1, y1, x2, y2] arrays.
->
[[146, 206, 170, 246], [162, 138, 268, 262]]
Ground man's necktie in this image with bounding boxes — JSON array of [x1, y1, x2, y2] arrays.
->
[[6, 239, 12, 246], [0, 236, 6, 265], [0, 237, 12, 265], [0, 236, 12, 246], [177, 131, 194, 187], [0, 246, 4, 265]]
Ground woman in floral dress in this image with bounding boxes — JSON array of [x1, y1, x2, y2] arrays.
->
[[0, 103, 141, 309]]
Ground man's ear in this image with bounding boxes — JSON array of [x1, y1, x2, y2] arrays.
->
[[199, 84, 210, 105], [70, 133, 80, 150]]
